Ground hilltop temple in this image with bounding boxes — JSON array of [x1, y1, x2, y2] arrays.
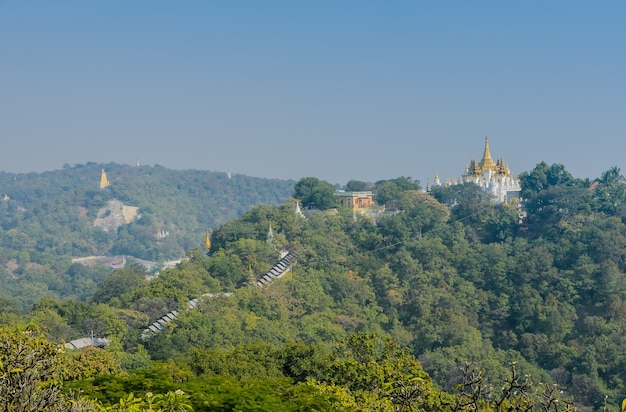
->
[[429, 136, 521, 203]]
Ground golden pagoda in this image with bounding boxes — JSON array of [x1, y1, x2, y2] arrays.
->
[[478, 135, 497, 172], [99, 169, 110, 189], [204, 230, 211, 251]]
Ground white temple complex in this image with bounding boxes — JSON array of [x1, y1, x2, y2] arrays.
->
[[429, 136, 522, 203]]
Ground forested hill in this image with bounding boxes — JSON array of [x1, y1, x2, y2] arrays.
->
[[11, 162, 626, 410], [0, 162, 294, 309]]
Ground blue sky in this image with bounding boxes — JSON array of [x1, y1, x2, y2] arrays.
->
[[1, 2, 625, 185]]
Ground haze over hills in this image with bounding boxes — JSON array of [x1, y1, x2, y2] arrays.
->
[[0, 162, 295, 311]]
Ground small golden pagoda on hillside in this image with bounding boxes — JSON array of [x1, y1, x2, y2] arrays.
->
[[100, 170, 110, 189], [204, 230, 211, 251]]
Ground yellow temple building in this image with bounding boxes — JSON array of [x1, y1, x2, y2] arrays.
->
[[429, 136, 521, 203]]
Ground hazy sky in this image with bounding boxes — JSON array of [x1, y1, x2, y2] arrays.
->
[[1, 2, 625, 185]]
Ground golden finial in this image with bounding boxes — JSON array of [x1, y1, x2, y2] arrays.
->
[[479, 135, 496, 171]]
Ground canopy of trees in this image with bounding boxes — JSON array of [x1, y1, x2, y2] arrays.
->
[[0, 163, 294, 312], [2, 164, 626, 410], [293, 177, 338, 210]]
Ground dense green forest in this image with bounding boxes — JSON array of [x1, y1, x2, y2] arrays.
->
[[2, 162, 626, 410], [0, 162, 294, 311]]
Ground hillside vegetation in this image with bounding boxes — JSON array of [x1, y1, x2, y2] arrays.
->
[[2, 162, 626, 410], [0, 162, 294, 311]]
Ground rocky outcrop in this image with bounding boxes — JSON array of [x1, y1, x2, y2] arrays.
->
[[93, 199, 140, 232]]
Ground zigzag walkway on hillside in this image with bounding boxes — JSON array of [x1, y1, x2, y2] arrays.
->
[[65, 250, 296, 348], [141, 250, 295, 338], [140, 292, 233, 340], [254, 250, 296, 287]]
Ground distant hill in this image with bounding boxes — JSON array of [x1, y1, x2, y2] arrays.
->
[[0, 162, 294, 309]]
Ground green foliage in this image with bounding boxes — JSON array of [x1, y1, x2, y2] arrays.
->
[[518, 162, 593, 238], [71, 176, 625, 408], [293, 177, 338, 210], [64, 346, 123, 380], [8, 161, 626, 410], [593, 166, 626, 215], [0, 324, 67, 411], [346, 179, 370, 191], [71, 335, 451, 411], [324, 333, 445, 410], [96, 391, 193, 412], [429, 182, 520, 243], [92, 266, 149, 305], [0, 163, 294, 310], [378, 190, 448, 246], [519, 161, 577, 195], [374, 176, 421, 206]]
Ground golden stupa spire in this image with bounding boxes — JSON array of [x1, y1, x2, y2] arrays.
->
[[204, 230, 211, 251], [479, 135, 496, 171], [99, 169, 110, 189]]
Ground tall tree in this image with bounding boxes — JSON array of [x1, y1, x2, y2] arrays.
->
[[374, 177, 421, 206], [293, 177, 338, 210], [346, 180, 369, 192], [593, 166, 626, 215]]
